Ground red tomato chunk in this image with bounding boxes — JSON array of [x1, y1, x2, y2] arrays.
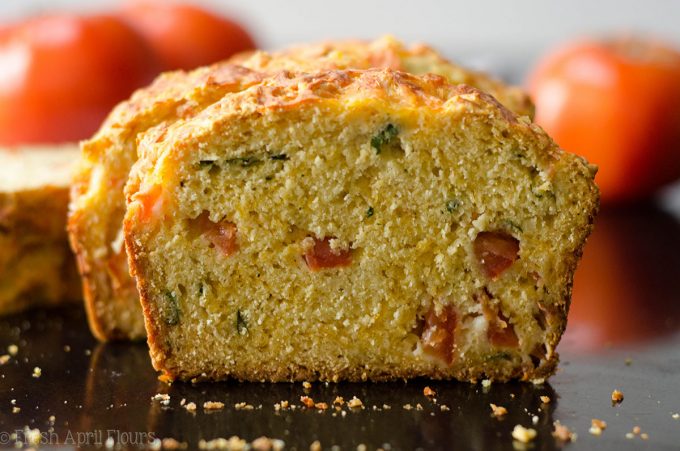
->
[[304, 237, 352, 271], [421, 305, 457, 365], [473, 231, 520, 279]]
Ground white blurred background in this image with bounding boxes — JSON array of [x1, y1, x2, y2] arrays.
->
[[2, 0, 679, 83]]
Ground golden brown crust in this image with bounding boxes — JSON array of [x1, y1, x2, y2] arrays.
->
[[125, 68, 598, 383]]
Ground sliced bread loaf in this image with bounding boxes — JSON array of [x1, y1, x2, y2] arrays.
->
[[0, 146, 81, 315], [124, 69, 598, 382], [69, 37, 534, 341]]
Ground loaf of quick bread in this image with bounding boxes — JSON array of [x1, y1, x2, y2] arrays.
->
[[0, 146, 82, 315], [123, 69, 598, 382], [68, 36, 534, 341]]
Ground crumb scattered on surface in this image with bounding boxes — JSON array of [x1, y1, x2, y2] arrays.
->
[[315, 402, 328, 411], [184, 402, 197, 412], [673, 413, 679, 420], [300, 396, 315, 408], [7, 344, 18, 356], [12, 406, 20, 413], [63, 345, 71, 352], [251, 436, 285, 451], [611, 389, 624, 404], [490, 403, 508, 418], [624, 357, 632, 366], [440, 405, 450, 412], [356, 445, 367, 451], [403, 404, 413, 411], [512, 425, 537, 443], [347, 396, 363, 409], [234, 402, 254, 410], [641, 433, 649, 440], [589, 418, 607, 436], [532, 415, 539, 425], [152, 394, 170, 402], [625, 432, 634, 440], [0, 355, 9, 365], [481, 379, 492, 388], [552, 421, 576, 442], [423, 386, 436, 397], [531, 378, 545, 386], [203, 401, 224, 410], [199, 436, 247, 450], [309, 440, 321, 451], [632, 426, 641, 435], [32, 366, 41, 378], [333, 396, 344, 406], [540, 396, 551, 404], [161, 438, 187, 449], [302, 381, 312, 390], [415, 403, 423, 411]]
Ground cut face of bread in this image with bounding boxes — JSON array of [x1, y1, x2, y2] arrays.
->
[[0, 146, 82, 315], [68, 36, 535, 341], [124, 70, 598, 382]]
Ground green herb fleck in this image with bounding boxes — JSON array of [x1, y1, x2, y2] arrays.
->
[[502, 220, 523, 234], [270, 153, 289, 161], [226, 157, 261, 167], [446, 199, 461, 213], [366, 206, 374, 218], [236, 309, 248, 336], [163, 291, 180, 325], [199, 160, 217, 168], [371, 123, 399, 154]]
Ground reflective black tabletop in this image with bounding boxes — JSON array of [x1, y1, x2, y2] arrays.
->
[[1, 205, 679, 450]]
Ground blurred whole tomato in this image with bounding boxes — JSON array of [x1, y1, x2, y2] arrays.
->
[[0, 14, 160, 145], [528, 37, 680, 203], [120, 1, 256, 71]]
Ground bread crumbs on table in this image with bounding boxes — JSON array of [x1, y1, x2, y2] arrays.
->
[[184, 402, 196, 412], [310, 440, 321, 451], [7, 344, 18, 356], [552, 421, 577, 442], [32, 367, 41, 378], [512, 425, 537, 443], [415, 403, 423, 411], [490, 403, 508, 418], [611, 389, 624, 404], [672, 413, 680, 420], [161, 438, 187, 449], [481, 379, 492, 388], [12, 407, 20, 413], [203, 401, 224, 410], [234, 402, 254, 410], [589, 418, 607, 436], [302, 381, 312, 390], [315, 402, 328, 410], [640, 433, 649, 440], [403, 404, 413, 410], [632, 426, 641, 435], [540, 395, 551, 404], [440, 405, 450, 412], [333, 396, 344, 406], [300, 396, 315, 408], [347, 396, 363, 409], [356, 444, 367, 451], [423, 386, 436, 397], [0, 355, 9, 365]]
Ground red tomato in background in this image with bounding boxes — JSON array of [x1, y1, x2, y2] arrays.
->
[[0, 14, 160, 145], [528, 37, 680, 204], [120, 1, 256, 71]]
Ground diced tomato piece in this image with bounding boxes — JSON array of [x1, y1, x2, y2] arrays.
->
[[192, 211, 239, 257], [478, 291, 520, 348], [133, 183, 163, 222], [473, 231, 520, 279], [304, 237, 352, 271], [487, 311, 519, 348], [421, 305, 457, 364]]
